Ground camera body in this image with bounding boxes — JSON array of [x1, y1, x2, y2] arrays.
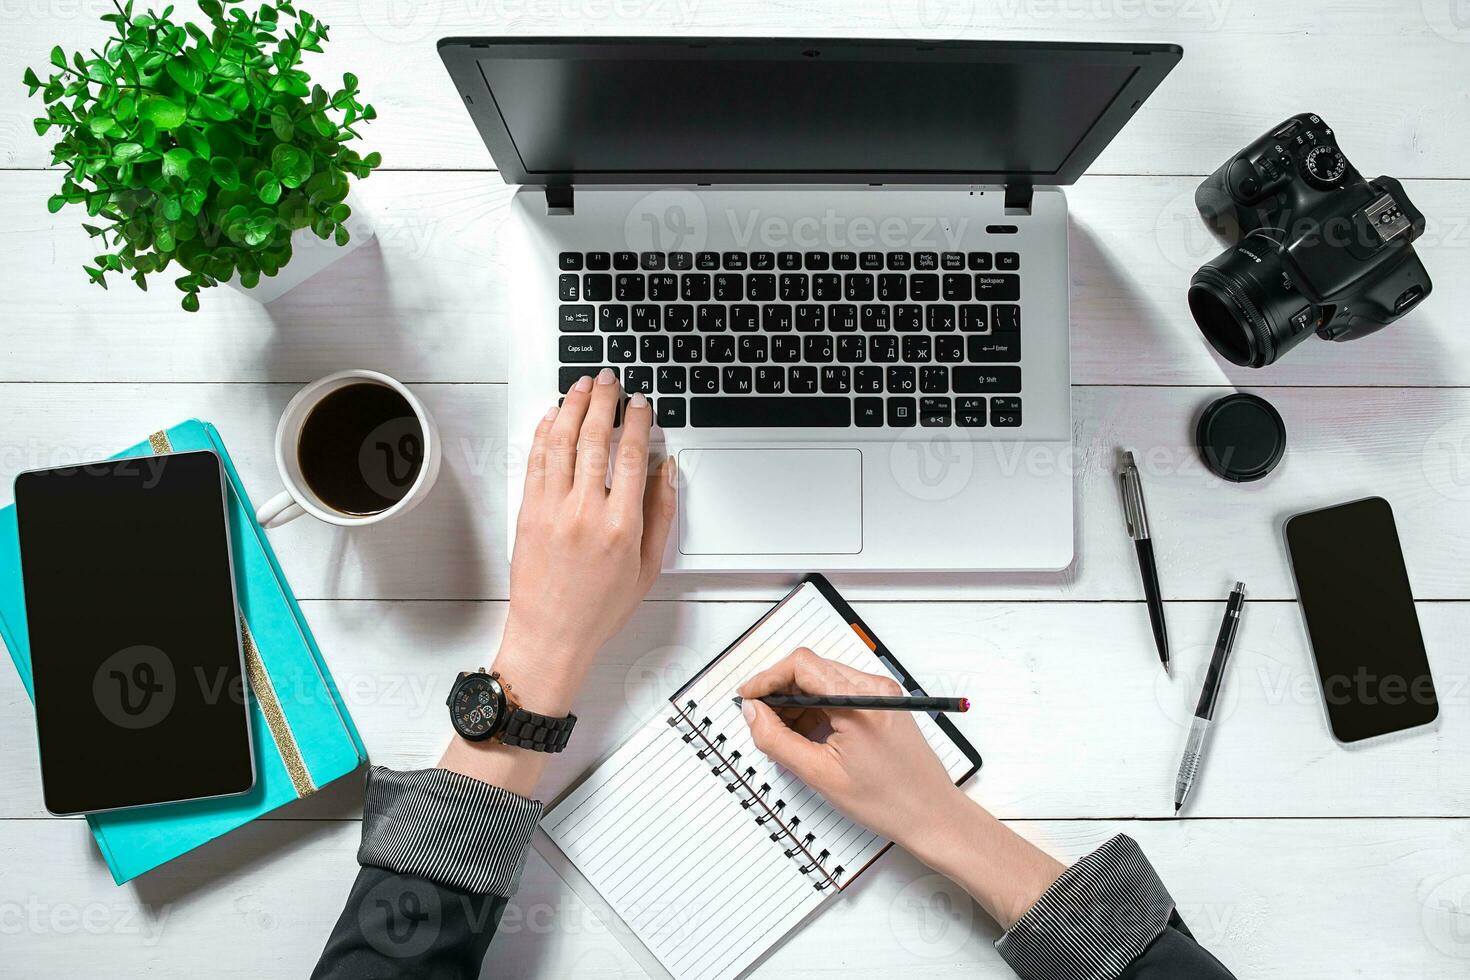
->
[[1190, 113, 1432, 367]]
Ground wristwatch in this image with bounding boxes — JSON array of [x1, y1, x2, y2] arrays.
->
[[445, 669, 576, 752]]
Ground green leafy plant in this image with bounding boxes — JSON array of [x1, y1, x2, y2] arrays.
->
[[24, 0, 381, 310]]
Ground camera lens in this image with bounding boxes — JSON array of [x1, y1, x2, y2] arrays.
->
[[1188, 233, 1317, 368]]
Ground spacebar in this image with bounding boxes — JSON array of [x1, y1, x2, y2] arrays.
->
[[690, 397, 851, 427]]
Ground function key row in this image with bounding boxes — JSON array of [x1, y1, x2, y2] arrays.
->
[[559, 250, 1020, 273]]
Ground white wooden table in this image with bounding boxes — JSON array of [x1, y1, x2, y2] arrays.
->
[[3, 3, 1469, 976]]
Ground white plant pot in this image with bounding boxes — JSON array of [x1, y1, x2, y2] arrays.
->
[[224, 188, 374, 304]]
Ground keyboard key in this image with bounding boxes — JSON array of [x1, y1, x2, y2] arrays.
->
[[887, 397, 917, 427], [639, 335, 669, 362], [668, 252, 693, 271], [910, 274, 939, 301], [697, 305, 728, 332], [750, 251, 775, 270], [829, 304, 858, 332], [691, 396, 849, 427], [975, 273, 1020, 300], [558, 274, 579, 301], [559, 365, 615, 393], [681, 273, 711, 301], [613, 251, 637, 270], [738, 335, 769, 363], [648, 273, 677, 301], [935, 336, 965, 362], [788, 366, 818, 393], [894, 305, 923, 332], [832, 252, 857, 270], [991, 396, 1022, 426], [706, 335, 735, 363], [607, 336, 636, 363], [942, 274, 972, 301], [967, 251, 993, 271], [714, 274, 743, 301], [812, 273, 842, 301], [731, 304, 760, 332], [886, 252, 911, 270], [837, 336, 867, 363], [559, 252, 583, 271], [671, 335, 701, 363], [584, 273, 612, 301], [804, 335, 834, 363], [920, 396, 952, 426], [854, 365, 884, 393], [886, 366, 917, 393], [996, 252, 1020, 271], [860, 304, 891, 332], [952, 367, 1022, 393], [803, 252, 830, 270], [762, 305, 793, 332], [598, 304, 629, 332], [920, 365, 948, 393], [560, 304, 594, 332], [690, 366, 720, 393], [870, 335, 899, 363], [777, 251, 802, 271], [855, 396, 884, 427], [657, 396, 686, 428], [560, 336, 603, 362], [723, 366, 753, 393], [968, 334, 1020, 362], [722, 252, 748, 270], [632, 304, 661, 332], [941, 252, 965, 270], [755, 366, 786, 393], [926, 305, 957, 332], [878, 274, 906, 302], [860, 252, 884, 271], [656, 365, 686, 393], [639, 251, 665, 270], [585, 252, 611, 270], [914, 252, 939, 271], [903, 335, 932, 362], [960, 305, 988, 332], [844, 273, 874, 302], [957, 397, 987, 427], [625, 365, 653, 395], [696, 251, 720, 271], [772, 335, 802, 363], [779, 274, 809, 301], [615, 273, 644, 301], [665, 304, 694, 332], [796, 304, 826, 332], [820, 366, 851, 393], [993, 304, 1021, 332], [747, 274, 776, 301]]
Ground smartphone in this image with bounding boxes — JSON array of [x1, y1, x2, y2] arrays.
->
[[15, 450, 255, 814], [1284, 497, 1438, 744]]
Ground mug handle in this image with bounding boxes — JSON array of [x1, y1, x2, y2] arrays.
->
[[256, 490, 305, 529]]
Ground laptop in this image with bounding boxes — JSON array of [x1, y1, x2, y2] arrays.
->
[[438, 38, 1181, 572]]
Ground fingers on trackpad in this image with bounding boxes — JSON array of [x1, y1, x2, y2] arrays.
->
[[676, 449, 863, 555]]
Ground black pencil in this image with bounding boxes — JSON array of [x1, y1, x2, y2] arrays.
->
[[731, 695, 969, 713]]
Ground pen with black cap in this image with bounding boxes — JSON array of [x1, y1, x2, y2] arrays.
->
[[1119, 450, 1170, 674], [1174, 581, 1246, 813]]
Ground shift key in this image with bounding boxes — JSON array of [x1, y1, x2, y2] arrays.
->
[[952, 366, 1021, 393]]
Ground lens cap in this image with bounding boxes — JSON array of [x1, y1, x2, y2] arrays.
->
[[1195, 393, 1286, 482]]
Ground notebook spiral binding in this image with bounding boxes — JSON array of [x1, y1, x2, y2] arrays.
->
[[668, 699, 845, 892]]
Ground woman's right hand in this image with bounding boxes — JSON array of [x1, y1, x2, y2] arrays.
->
[[737, 647, 966, 850]]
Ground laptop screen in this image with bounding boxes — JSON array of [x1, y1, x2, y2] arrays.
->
[[444, 40, 1180, 184]]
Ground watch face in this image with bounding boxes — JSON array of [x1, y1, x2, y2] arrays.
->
[[449, 674, 503, 740]]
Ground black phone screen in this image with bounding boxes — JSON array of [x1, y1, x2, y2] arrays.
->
[[15, 451, 255, 814], [1285, 497, 1438, 743]]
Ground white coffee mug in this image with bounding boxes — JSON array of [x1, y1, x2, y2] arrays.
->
[[256, 369, 441, 529]]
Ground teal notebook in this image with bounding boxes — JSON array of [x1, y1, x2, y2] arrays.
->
[[0, 420, 368, 884]]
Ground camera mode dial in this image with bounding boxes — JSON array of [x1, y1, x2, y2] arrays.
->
[[1302, 144, 1348, 189]]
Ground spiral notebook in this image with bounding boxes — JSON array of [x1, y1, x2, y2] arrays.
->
[[538, 575, 981, 980]]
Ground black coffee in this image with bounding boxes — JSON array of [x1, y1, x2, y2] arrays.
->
[[298, 382, 425, 515]]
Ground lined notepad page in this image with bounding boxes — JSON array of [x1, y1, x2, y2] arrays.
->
[[542, 582, 973, 980]]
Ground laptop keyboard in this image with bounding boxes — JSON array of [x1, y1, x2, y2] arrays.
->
[[556, 250, 1022, 429]]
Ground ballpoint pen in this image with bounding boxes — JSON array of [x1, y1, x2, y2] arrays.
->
[[1174, 581, 1246, 813], [731, 695, 969, 713], [1119, 450, 1170, 674]]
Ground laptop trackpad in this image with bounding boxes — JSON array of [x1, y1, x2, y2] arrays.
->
[[678, 449, 863, 555]]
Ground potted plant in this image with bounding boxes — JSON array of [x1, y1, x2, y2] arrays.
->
[[24, 0, 381, 310]]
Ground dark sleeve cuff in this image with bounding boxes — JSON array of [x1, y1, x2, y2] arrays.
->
[[357, 766, 543, 897], [995, 834, 1175, 980]]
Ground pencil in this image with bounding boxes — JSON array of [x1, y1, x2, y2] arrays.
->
[[731, 695, 969, 713]]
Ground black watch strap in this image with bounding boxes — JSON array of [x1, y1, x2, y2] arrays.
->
[[499, 707, 577, 753]]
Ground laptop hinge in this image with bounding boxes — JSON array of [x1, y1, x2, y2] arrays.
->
[[1004, 183, 1033, 215], [546, 186, 574, 216]]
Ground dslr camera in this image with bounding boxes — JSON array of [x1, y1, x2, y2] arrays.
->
[[1189, 113, 1432, 367]]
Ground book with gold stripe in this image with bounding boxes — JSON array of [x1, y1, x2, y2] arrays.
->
[[0, 419, 367, 884]]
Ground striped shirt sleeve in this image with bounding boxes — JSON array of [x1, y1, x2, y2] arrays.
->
[[356, 766, 543, 897], [995, 834, 1175, 980]]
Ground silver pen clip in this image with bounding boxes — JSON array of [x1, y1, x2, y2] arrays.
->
[[1118, 450, 1150, 542]]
